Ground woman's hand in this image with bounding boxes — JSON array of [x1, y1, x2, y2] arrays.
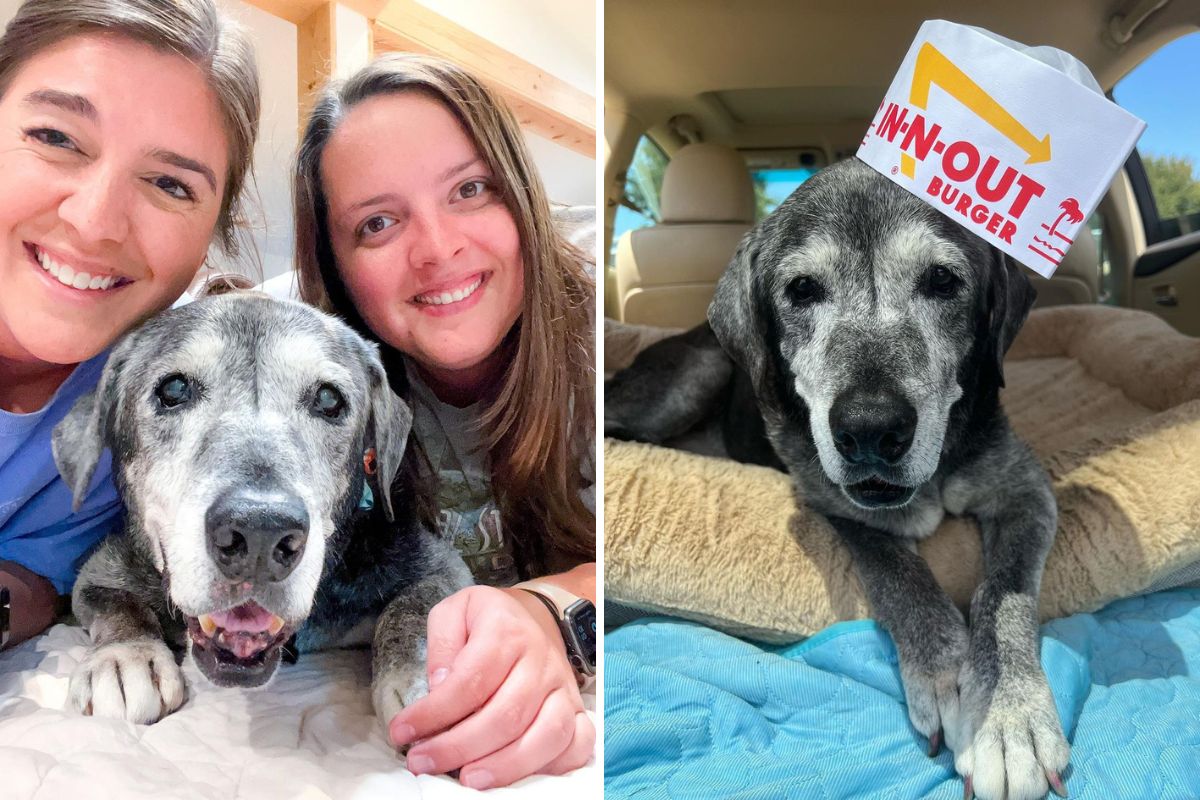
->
[[389, 584, 594, 789], [0, 560, 59, 650]]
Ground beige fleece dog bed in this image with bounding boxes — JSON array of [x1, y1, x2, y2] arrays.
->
[[604, 305, 1200, 642]]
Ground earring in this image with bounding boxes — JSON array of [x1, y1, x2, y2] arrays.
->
[[363, 447, 377, 476]]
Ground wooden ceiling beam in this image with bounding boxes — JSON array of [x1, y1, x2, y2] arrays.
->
[[373, 0, 595, 159], [240, 0, 595, 158], [240, 0, 386, 26]]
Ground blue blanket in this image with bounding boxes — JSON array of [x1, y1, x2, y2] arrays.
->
[[605, 589, 1200, 799]]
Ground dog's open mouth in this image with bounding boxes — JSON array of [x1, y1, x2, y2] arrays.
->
[[844, 476, 917, 509], [186, 601, 293, 688]]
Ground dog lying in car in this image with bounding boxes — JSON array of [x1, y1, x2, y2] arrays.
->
[[606, 158, 1070, 800], [52, 293, 471, 729]]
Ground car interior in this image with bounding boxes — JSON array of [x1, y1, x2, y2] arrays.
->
[[603, 0, 1200, 335]]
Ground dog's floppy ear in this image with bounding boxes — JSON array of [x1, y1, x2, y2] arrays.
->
[[708, 228, 768, 389], [360, 345, 413, 523], [984, 249, 1037, 387], [51, 346, 130, 512]]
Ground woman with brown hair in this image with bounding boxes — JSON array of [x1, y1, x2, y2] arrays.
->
[[294, 53, 596, 788]]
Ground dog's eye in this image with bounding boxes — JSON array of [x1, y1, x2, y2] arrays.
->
[[925, 265, 960, 298], [313, 384, 346, 418], [786, 275, 825, 306], [155, 374, 193, 409]]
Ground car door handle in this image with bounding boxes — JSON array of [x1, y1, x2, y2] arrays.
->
[[1152, 285, 1178, 307]]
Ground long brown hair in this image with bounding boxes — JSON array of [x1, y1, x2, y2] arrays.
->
[[294, 53, 594, 576], [0, 0, 260, 259]]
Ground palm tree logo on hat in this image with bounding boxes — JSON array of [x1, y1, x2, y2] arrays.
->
[[1028, 196, 1083, 266], [1043, 198, 1083, 244]]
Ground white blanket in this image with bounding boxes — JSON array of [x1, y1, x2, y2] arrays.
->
[[0, 625, 598, 799]]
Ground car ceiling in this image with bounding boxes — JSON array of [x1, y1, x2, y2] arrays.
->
[[605, 0, 1199, 155]]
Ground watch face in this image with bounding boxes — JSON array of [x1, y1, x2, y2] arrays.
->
[[1, 586, 9, 648], [567, 601, 597, 669]]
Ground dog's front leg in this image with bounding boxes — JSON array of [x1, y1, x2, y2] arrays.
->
[[604, 323, 734, 443], [830, 516, 969, 758], [69, 537, 186, 724], [371, 538, 474, 733], [955, 465, 1069, 800]]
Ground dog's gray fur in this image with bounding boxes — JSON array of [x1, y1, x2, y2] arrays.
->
[[606, 158, 1069, 800], [54, 293, 471, 727]]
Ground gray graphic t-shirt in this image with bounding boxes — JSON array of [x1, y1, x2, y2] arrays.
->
[[408, 370, 519, 587]]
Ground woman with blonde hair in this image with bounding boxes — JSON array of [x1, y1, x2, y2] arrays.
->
[[294, 53, 595, 787], [0, 0, 258, 649]]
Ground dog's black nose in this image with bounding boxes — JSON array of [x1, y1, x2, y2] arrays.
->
[[829, 388, 917, 466], [205, 490, 309, 583]]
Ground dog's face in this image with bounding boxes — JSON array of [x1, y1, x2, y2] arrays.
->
[[54, 295, 411, 688], [710, 158, 1033, 510]]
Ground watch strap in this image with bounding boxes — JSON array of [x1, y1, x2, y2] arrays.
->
[[512, 580, 582, 616], [1, 586, 10, 649], [513, 580, 596, 684], [519, 587, 563, 626]]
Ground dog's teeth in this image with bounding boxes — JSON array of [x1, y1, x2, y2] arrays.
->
[[268, 615, 285, 636], [199, 614, 217, 636]]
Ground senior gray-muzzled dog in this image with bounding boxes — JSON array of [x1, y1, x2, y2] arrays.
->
[[52, 293, 472, 729], [606, 158, 1070, 800]]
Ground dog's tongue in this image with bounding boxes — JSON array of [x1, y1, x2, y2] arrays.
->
[[210, 601, 276, 633]]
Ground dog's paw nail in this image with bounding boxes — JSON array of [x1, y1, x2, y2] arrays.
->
[[927, 728, 941, 757], [1047, 770, 1068, 798], [962, 775, 973, 800]]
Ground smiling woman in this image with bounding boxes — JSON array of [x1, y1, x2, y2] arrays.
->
[[0, 0, 259, 648], [319, 91, 527, 388], [293, 53, 596, 790], [0, 36, 230, 367]]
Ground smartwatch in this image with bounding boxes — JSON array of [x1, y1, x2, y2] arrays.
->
[[1, 586, 11, 649], [514, 580, 597, 684]]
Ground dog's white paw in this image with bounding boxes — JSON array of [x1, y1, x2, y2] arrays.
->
[[897, 621, 968, 756], [955, 670, 1070, 800], [901, 660, 963, 756], [372, 662, 428, 729], [69, 639, 186, 724]]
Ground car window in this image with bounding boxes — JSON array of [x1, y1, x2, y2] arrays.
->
[[610, 134, 668, 265], [752, 168, 818, 219], [1088, 211, 1115, 303], [1112, 32, 1200, 244]]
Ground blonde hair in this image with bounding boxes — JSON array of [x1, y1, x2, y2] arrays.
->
[[295, 53, 595, 575], [0, 0, 260, 257]]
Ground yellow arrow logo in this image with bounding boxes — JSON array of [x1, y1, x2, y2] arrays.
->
[[899, 41, 1051, 178]]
